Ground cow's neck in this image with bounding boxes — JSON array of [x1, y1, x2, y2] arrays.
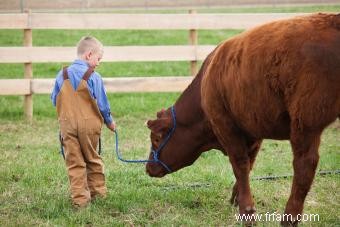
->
[[174, 51, 215, 125], [173, 52, 223, 151], [174, 72, 204, 124]]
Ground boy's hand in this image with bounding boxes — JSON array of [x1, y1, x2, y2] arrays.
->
[[106, 122, 116, 132]]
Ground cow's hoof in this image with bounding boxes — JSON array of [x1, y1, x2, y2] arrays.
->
[[243, 207, 257, 226], [244, 206, 256, 214], [240, 206, 257, 226]]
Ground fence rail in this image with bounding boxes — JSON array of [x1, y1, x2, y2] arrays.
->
[[0, 77, 193, 96], [0, 45, 215, 63], [0, 12, 307, 120], [1, 0, 336, 12], [0, 13, 304, 29]]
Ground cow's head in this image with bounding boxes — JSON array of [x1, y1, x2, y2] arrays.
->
[[145, 106, 221, 177]]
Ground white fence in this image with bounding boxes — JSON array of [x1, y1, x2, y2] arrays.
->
[[0, 12, 305, 119]]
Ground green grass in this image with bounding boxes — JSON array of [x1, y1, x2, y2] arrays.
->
[[1, 5, 340, 226], [0, 94, 339, 226]]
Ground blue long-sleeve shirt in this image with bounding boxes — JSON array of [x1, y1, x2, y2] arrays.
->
[[51, 59, 113, 125]]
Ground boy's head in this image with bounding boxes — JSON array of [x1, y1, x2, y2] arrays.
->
[[77, 36, 104, 68]]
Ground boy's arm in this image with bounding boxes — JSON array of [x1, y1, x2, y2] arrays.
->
[[92, 74, 116, 130], [51, 71, 63, 106]]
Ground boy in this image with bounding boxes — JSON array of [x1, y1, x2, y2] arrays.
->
[[51, 36, 115, 208]]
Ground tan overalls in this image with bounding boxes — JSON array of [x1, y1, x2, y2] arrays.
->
[[56, 67, 107, 207]]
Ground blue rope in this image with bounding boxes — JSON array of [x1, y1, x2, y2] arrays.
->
[[113, 106, 176, 173], [59, 132, 65, 159], [113, 129, 149, 163], [59, 107, 176, 173], [113, 130, 172, 172]]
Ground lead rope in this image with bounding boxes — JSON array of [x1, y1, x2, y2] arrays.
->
[[111, 106, 176, 173], [113, 129, 151, 163], [113, 129, 172, 173], [59, 130, 340, 180], [59, 132, 65, 159]]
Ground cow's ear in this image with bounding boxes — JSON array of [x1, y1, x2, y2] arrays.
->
[[156, 108, 166, 118], [146, 118, 170, 135]]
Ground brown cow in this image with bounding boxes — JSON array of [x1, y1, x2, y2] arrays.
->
[[146, 13, 340, 226]]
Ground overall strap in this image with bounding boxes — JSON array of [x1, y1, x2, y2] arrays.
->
[[83, 67, 94, 81], [62, 66, 69, 80]]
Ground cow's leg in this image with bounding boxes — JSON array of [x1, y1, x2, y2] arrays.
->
[[209, 118, 256, 219], [213, 131, 256, 225], [202, 73, 256, 224], [230, 140, 262, 206], [227, 139, 257, 226], [282, 129, 321, 227]]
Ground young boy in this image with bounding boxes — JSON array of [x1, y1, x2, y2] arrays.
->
[[51, 36, 115, 208]]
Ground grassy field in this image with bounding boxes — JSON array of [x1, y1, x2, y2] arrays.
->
[[1, 5, 340, 226]]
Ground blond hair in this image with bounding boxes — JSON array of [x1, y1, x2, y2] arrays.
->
[[77, 36, 104, 57]]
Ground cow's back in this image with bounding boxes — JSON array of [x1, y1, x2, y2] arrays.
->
[[202, 13, 340, 140]]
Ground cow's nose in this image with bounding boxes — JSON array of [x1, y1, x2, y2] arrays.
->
[[146, 163, 166, 178], [145, 163, 155, 177]]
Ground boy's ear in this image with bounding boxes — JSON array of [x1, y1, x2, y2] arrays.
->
[[84, 51, 92, 60]]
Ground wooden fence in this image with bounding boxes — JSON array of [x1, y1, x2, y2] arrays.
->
[[1, 0, 336, 12], [0, 12, 305, 120]]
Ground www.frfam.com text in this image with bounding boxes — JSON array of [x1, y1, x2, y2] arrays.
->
[[235, 212, 320, 223]]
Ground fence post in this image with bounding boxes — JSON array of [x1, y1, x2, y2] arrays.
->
[[24, 9, 33, 121], [189, 9, 198, 76]]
